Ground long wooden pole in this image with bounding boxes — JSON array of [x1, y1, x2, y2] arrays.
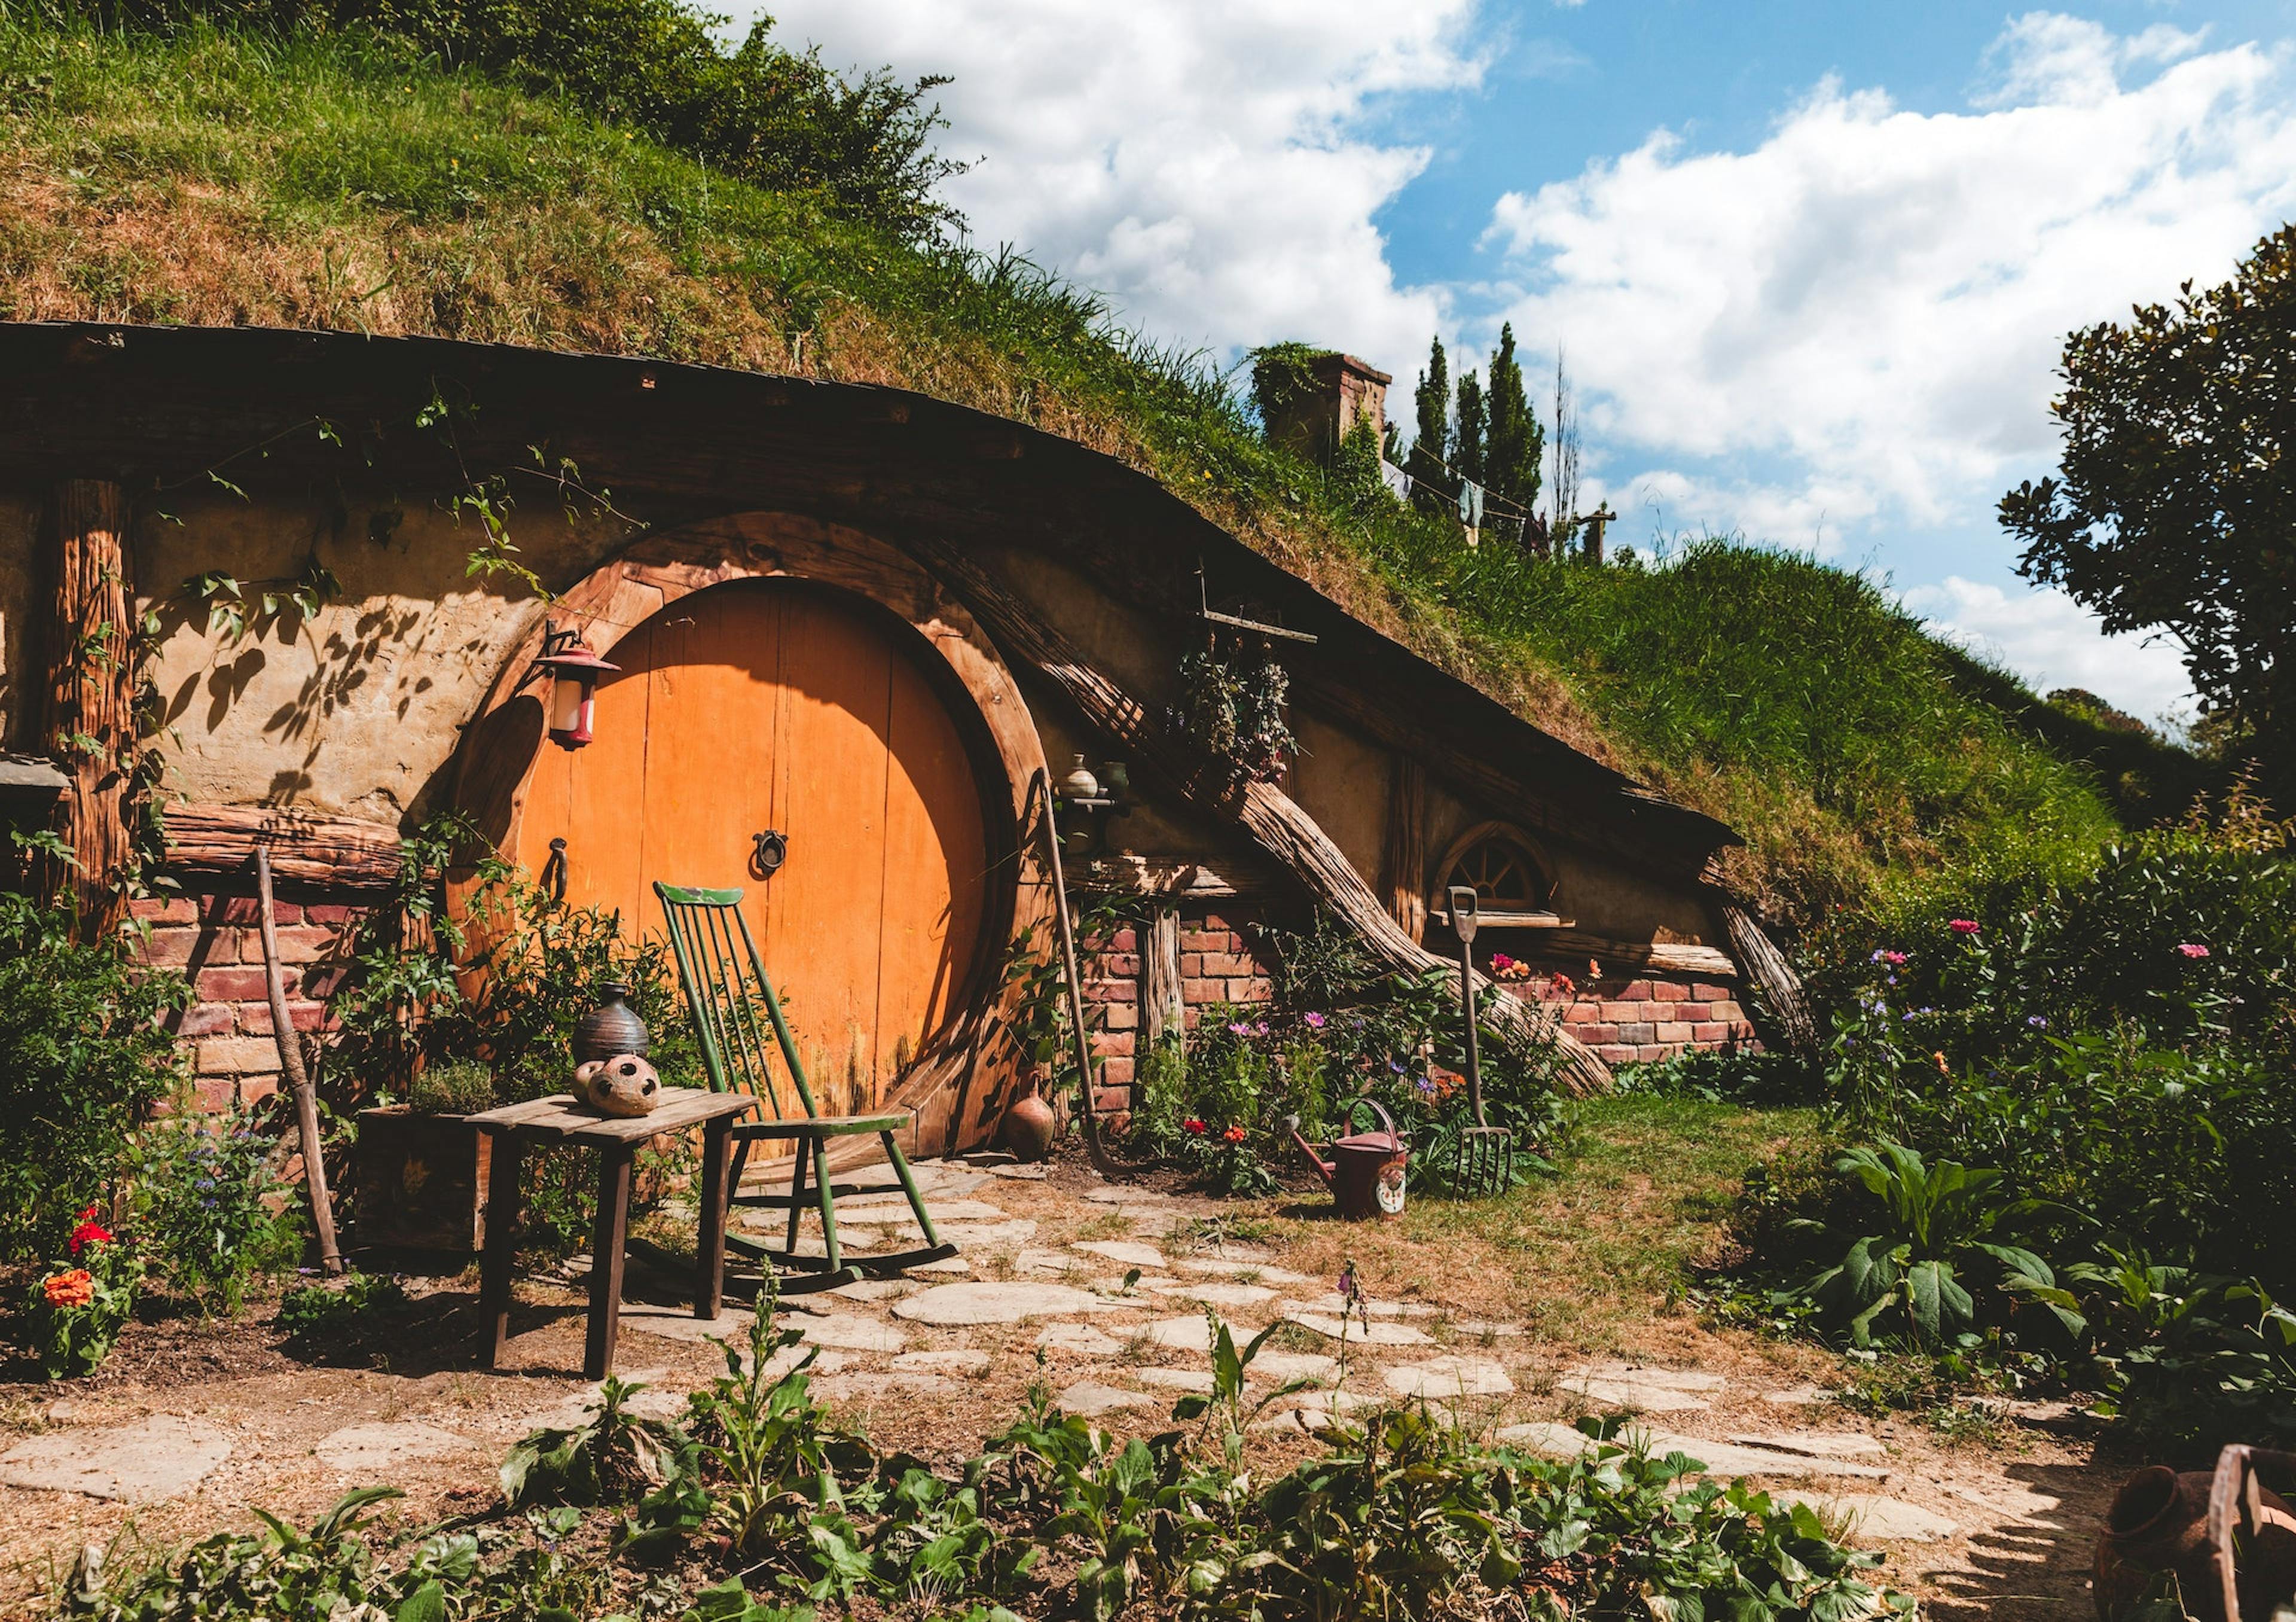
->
[[257, 847, 343, 1275], [909, 535, 1611, 1095], [1031, 772, 1119, 1175]]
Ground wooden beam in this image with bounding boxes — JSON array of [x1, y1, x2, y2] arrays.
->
[[1142, 906, 1183, 1050], [162, 802, 404, 890], [1532, 930, 1736, 980], [1381, 755, 1427, 944], [1068, 853, 1281, 899], [40, 480, 135, 937], [1721, 903, 1815, 1055], [902, 533, 1613, 1096]]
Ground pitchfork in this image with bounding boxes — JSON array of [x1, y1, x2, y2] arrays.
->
[[1447, 885, 1515, 1197]]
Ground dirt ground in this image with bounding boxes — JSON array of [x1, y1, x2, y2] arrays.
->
[[0, 1111, 2129, 1620]]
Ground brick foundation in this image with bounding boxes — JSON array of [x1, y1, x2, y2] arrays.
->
[[131, 892, 362, 1112], [1506, 971, 1755, 1065]]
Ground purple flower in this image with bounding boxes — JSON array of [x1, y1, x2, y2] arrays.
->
[[1388, 1059, 1405, 1074], [1226, 1021, 1250, 1036], [1303, 1012, 1327, 1029], [2028, 1015, 2048, 1028]]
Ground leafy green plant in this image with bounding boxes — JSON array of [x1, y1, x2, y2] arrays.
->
[[1779, 1142, 2070, 1349], [130, 1105, 303, 1315], [276, 1270, 409, 1337], [2067, 1248, 2296, 1458], [0, 896, 190, 1262], [404, 1058, 496, 1115], [502, 1375, 689, 1508]]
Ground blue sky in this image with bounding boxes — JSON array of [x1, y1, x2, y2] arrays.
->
[[762, 1, 2296, 724]]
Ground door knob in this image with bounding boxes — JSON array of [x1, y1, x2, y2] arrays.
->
[[750, 830, 787, 878]]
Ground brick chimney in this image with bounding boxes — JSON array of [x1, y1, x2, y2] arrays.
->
[[1262, 352, 1391, 465]]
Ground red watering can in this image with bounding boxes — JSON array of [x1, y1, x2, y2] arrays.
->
[[1286, 1099, 1408, 1220]]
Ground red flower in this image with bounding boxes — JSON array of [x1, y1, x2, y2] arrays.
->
[[69, 1219, 112, 1257], [1183, 1118, 1207, 1135], [1949, 919, 1980, 935], [1222, 1124, 1247, 1144]]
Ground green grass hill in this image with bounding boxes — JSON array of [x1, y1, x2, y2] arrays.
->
[[0, 4, 2212, 926]]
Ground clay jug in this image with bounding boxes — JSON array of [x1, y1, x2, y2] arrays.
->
[[2095, 1464, 2296, 1622], [1002, 1085, 1057, 1162], [575, 983, 650, 1066]]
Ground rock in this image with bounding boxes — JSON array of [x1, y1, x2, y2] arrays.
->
[[1082, 1185, 1169, 1205], [1451, 1320, 1525, 1339], [1133, 1367, 1214, 1392], [1251, 1350, 1340, 1385], [613, 1305, 757, 1345], [893, 1282, 1116, 1326], [313, 1422, 472, 1472], [1256, 1405, 1337, 1434], [816, 1372, 961, 1400], [893, 1349, 990, 1376], [987, 1162, 1048, 1181], [1727, 1431, 1887, 1460], [1172, 1257, 1312, 1286], [829, 1278, 917, 1303], [936, 1219, 1040, 1249], [1037, 1322, 1122, 1356], [797, 1315, 908, 1353], [1281, 1295, 1436, 1318], [1144, 1316, 1225, 1355], [1058, 1382, 1154, 1417], [1071, 1240, 1168, 1270], [913, 1255, 973, 1275], [1559, 1362, 1723, 1413], [1494, 1422, 1591, 1459], [1015, 1248, 1083, 1275], [1382, 1356, 1515, 1401], [0, 1415, 232, 1503], [1493, 1425, 1889, 1483], [1781, 1493, 1958, 1543], [1143, 1280, 1277, 1309], [1761, 1385, 1833, 1407], [838, 1199, 1013, 1227], [1284, 1314, 1434, 1347]]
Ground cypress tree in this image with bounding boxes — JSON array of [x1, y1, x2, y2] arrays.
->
[[1484, 323, 1544, 514], [1454, 370, 1486, 486], [1408, 335, 1452, 516]]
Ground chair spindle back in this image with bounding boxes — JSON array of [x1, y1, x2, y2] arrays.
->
[[654, 882, 819, 1122]]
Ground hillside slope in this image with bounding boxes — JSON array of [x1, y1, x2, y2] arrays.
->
[[0, 13, 2202, 926]]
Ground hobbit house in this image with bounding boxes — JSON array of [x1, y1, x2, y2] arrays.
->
[[0, 323, 1777, 1156]]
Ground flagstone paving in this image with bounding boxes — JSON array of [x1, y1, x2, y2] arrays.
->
[[1070, 1240, 1167, 1269], [0, 1415, 233, 1503], [892, 1282, 1117, 1326], [313, 1422, 475, 1473]]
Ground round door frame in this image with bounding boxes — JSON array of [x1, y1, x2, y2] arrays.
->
[[449, 510, 1052, 1155]]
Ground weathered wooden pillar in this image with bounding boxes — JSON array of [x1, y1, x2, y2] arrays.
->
[[41, 480, 136, 938], [1380, 755, 1427, 943], [1141, 905, 1184, 1050]]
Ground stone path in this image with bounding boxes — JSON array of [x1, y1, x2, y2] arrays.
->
[[0, 1148, 2045, 1596]]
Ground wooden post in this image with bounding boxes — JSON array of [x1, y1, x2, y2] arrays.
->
[[258, 847, 344, 1275], [1583, 503, 1617, 565], [1381, 755, 1427, 943], [1721, 903, 1817, 1057], [1141, 907, 1184, 1050], [903, 534, 1611, 1095], [39, 480, 135, 937]]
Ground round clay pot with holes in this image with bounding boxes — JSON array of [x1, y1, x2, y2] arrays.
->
[[576, 1053, 662, 1118], [2095, 1464, 2296, 1622]]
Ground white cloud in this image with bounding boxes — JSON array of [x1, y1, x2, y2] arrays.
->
[[1487, 14, 2296, 532], [757, 0, 1482, 362], [1901, 577, 2193, 721]]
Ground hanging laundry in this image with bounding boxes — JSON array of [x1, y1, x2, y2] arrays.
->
[[1457, 480, 1485, 528], [1380, 459, 1412, 501]]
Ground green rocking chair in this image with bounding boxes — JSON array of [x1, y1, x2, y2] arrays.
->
[[655, 882, 954, 1291]]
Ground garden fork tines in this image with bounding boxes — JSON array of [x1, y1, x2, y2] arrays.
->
[[1448, 885, 1515, 1199]]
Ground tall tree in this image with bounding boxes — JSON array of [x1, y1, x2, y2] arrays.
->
[[2001, 225, 2296, 799], [1454, 370, 1486, 486], [1483, 323, 1544, 514], [1412, 335, 1450, 470]]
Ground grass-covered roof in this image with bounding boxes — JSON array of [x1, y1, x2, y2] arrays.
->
[[0, 2, 2209, 926]]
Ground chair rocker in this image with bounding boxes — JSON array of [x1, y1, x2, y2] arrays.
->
[[655, 882, 954, 1293]]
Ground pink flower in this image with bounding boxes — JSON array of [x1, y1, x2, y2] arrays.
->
[[1184, 1118, 1207, 1135], [2177, 943, 2210, 959], [1949, 919, 1980, 935], [1303, 1011, 1326, 1029], [1226, 1021, 1250, 1036], [1491, 953, 1516, 972], [1882, 950, 1907, 967]]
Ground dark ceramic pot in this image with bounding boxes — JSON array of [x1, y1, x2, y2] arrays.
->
[[574, 981, 650, 1066], [2095, 1464, 2296, 1622]]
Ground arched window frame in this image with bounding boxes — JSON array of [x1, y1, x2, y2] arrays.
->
[[1428, 821, 1559, 919]]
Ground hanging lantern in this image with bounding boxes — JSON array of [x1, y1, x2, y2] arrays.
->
[[530, 624, 619, 751]]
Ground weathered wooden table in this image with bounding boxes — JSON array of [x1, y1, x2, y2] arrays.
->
[[469, 1086, 757, 1379]]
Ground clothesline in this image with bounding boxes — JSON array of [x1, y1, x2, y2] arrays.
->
[[1378, 456, 1540, 528]]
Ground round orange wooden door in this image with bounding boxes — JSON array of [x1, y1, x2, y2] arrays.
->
[[512, 582, 993, 1113]]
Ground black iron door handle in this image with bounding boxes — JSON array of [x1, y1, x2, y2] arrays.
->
[[750, 830, 787, 879]]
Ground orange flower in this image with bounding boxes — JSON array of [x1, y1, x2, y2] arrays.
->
[[43, 1269, 94, 1309]]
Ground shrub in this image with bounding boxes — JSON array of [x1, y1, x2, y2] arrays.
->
[[130, 1103, 304, 1315], [22, 1209, 142, 1379], [0, 896, 190, 1262], [276, 1269, 408, 1337], [405, 1057, 496, 1115]]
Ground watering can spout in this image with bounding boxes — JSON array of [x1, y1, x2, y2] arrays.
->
[[1282, 1113, 1337, 1189]]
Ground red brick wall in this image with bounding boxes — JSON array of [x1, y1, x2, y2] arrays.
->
[[1509, 972, 1755, 1065], [1080, 907, 1278, 1117], [131, 892, 361, 1111]]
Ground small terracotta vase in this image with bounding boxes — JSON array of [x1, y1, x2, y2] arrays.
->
[[2095, 1464, 2296, 1622], [575, 982, 649, 1066], [1002, 1086, 1058, 1162]]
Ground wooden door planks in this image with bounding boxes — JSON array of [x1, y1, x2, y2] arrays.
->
[[40, 480, 135, 934]]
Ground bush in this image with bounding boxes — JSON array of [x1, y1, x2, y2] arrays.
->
[[276, 1270, 409, 1337], [22, 1211, 141, 1379], [0, 896, 190, 1262], [131, 1103, 304, 1314], [405, 1057, 496, 1115]]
